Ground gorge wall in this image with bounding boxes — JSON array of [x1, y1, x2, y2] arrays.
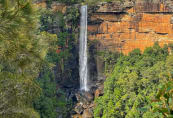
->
[[35, 1, 173, 118], [88, 0, 173, 54]]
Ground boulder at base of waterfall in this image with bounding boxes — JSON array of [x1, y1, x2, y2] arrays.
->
[[74, 103, 83, 114], [82, 109, 93, 118], [83, 92, 94, 102], [94, 87, 104, 98], [72, 114, 82, 118]]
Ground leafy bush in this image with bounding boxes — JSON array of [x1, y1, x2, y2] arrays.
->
[[94, 43, 171, 118], [33, 70, 58, 118], [97, 50, 120, 74], [143, 55, 173, 117], [149, 80, 173, 117], [33, 68, 71, 118]]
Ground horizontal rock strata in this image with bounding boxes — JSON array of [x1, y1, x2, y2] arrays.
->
[[88, 0, 173, 54]]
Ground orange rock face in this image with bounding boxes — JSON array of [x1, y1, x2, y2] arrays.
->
[[88, 1, 173, 54], [35, 1, 47, 8], [72, 114, 82, 118], [51, 2, 67, 13]]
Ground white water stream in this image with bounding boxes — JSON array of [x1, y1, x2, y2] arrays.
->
[[79, 5, 89, 91]]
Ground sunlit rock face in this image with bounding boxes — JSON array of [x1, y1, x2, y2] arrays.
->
[[51, 2, 67, 13], [35, 0, 47, 8], [88, 0, 173, 54]]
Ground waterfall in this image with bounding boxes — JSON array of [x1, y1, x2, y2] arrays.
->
[[79, 5, 89, 91]]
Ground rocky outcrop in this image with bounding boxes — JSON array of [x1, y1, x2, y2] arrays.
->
[[72, 91, 94, 118], [72, 79, 104, 118], [88, 0, 173, 54], [35, 0, 47, 8], [51, 2, 67, 13]]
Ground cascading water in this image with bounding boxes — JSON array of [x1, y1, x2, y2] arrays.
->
[[79, 5, 89, 91]]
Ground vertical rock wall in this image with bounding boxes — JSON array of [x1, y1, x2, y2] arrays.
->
[[88, 0, 173, 54]]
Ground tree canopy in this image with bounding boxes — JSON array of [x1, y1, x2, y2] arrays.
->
[[94, 43, 173, 118], [0, 0, 52, 117]]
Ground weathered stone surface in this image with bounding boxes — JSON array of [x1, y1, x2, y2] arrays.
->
[[95, 1, 134, 13], [51, 2, 67, 13], [88, 0, 173, 54], [73, 114, 82, 118], [83, 92, 94, 102], [75, 103, 84, 114], [82, 109, 93, 118], [35, 1, 47, 8], [95, 88, 104, 98], [76, 92, 93, 104]]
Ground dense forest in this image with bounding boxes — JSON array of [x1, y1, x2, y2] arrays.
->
[[95, 43, 173, 117], [0, 0, 79, 117], [0, 0, 173, 118]]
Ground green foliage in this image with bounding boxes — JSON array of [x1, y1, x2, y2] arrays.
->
[[39, 9, 65, 33], [34, 66, 73, 118], [97, 50, 120, 74], [144, 55, 173, 117], [65, 7, 80, 30], [0, 0, 52, 117], [44, 0, 83, 6], [94, 43, 170, 118], [33, 69, 58, 118], [33, 30, 70, 118], [39, 9, 70, 70], [0, 72, 41, 118], [33, 6, 79, 118], [151, 80, 173, 117], [40, 7, 79, 83]]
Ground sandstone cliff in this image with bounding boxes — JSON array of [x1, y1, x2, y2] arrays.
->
[[34, 1, 173, 118], [88, 0, 173, 54]]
